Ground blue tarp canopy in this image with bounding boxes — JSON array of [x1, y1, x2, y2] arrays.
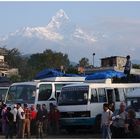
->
[[85, 70, 125, 80], [35, 68, 82, 79]]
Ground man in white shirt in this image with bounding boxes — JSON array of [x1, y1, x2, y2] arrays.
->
[[111, 102, 127, 138], [11, 104, 17, 135], [11, 104, 17, 122], [101, 103, 113, 139], [16, 103, 25, 138]]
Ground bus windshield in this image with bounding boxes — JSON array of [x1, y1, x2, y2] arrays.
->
[[0, 88, 8, 101], [6, 85, 36, 104], [58, 86, 89, 106]]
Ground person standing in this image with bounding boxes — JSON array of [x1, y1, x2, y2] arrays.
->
[[11, 104, 17, 135], [36, 104, 43, 138], [5, 107, 14, 138], [1, 104, 7, 135], [42, 104, 48, 136], [124, 55, 132, 80], [125, 109, 137, 138], [48, 104, 60, 135], [101, 103, 113, 139], [23, 103, 31, 138], [16, 103, 25, 138], [30, 105, 37, 135], [111, 102, 128, 138]]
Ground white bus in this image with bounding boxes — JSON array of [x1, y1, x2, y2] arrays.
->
[[5, 76, 85, 109], [58, 79, 140, 132]]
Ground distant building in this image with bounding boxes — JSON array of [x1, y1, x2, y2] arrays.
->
[[0, 54, 18, 77], [83, 56, 140, 75], [0, 55, 9, 77], [101, 56, 126, 71]]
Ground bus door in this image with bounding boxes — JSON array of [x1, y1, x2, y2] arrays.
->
[[106, 88, 124, 111], [106, 88, 115, 111], [106, 88, 115, 103], [37, 83, 56, 109], [114, 88, 125, 109]]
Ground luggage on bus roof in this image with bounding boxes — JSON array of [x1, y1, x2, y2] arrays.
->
[[35, 68, 83, 80], [85, 70, 125, 80]]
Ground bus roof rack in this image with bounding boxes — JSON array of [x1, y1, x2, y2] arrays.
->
[[34, 76, 85, 82], [85, 78, 112, 84]]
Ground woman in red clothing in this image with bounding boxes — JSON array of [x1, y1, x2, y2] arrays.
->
[[48, 104, 60, 135]]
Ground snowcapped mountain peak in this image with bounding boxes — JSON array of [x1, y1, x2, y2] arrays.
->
[[56, 9, 69, 19], [47, 9, 70, 31], [0, 8, 98, 60]]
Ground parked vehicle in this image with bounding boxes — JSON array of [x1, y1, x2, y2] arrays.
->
[[58, 78, 140, 132], [5, 76, 85, 109]]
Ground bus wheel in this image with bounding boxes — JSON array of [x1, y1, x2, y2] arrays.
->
[[94, 114, 101, 133]]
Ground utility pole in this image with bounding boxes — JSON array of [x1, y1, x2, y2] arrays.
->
[[93, 53, 95, 67]]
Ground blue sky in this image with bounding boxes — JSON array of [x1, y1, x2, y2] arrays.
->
[[1, 1, 140, 64], [0, 1, 140, 35]]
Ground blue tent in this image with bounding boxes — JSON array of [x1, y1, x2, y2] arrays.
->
[[85, 70, 125, 80]]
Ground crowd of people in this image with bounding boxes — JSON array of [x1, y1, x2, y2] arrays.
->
[[101, 102, 139, 139], [0, 102, 60, 138], [0, 101, 139, 139]]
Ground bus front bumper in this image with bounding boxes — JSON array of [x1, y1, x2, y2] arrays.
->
[[60, 117, 95, 126]]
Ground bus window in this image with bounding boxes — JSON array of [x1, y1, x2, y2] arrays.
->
[[98, 88, 107, 102], [91, 89, 98, 103], [38, 84, 52, 101], [114, 88, 120, 101]]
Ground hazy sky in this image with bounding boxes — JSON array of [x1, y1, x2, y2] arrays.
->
[[1, 1, 140, 64], [0, 1, 140, 35]]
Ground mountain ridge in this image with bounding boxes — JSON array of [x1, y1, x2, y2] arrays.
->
[[0, 9, 98, 62]]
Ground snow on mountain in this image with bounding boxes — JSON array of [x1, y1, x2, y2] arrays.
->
[[47, 9, 69, 31], [0, 9, 97, 61], [73, 27, 97, 43], [9, 26, 63, 41]]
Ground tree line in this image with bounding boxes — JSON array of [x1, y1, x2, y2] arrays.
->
[[1, 47, 90, 82]]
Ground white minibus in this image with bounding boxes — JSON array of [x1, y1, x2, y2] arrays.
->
[[58, 79, 140, 132], [5, 76, 85, 109]]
